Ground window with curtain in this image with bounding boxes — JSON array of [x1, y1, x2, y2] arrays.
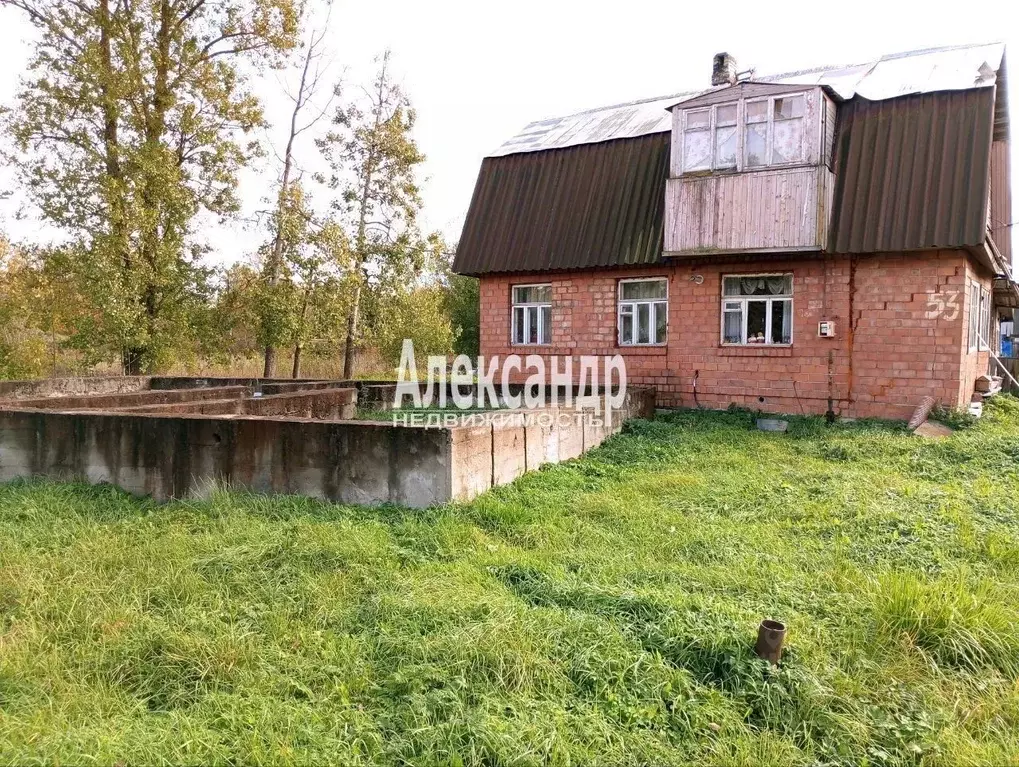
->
[[721, 274, 793, 345], [618, 279, 668, 345], [770, 95, 805, 164], [511, 284, 552, 345], [681, 93, 807, 174], [683, 109, 712, 171]]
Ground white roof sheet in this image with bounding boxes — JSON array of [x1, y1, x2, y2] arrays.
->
[[488, 42, 1005, 158]]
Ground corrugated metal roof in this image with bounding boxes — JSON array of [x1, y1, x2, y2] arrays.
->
[[490, 94, 685, 160], [456, 89, 1001, 276], [828, 88, 994, 254], [454, 133, 669, 276], [990, 140, 1012, 265], [489, 42, 1005, 157]]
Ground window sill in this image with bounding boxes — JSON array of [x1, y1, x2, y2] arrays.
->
[[678, 162, 810, 178], [719, 345, 793, 357], [617, 345, 668, 356]]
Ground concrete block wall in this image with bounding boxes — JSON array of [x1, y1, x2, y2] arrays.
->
[[2, 386, 250, 412], [238, 389, 357, 420], [448, 388, 654, 501], [0, 387, 654, 508], [148, 376, 314, 391], [0, 411, 452, 508], [115, 388, 357, 420], [0, 376, 151, 400]]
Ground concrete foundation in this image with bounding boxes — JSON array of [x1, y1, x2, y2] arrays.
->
[[115, 388, 357, 420], [0, 377, 655, 508], [2, 385, 250, 411]]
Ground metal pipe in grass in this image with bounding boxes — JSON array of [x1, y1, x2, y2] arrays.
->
[[755, 619, 787, 665]]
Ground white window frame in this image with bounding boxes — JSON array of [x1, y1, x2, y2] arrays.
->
[[979, 285, 991, 352], [968, 281, 992, 353], [681, 107, 713, 172], [720, 273, 794, 346], [680, 92, 808, 174], [511, 283, 552, 346], [744, 94, 806, 169], [618, 278, 668, 346], [968, 281, 980, 352]]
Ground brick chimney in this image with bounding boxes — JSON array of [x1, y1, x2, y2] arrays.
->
[[712, 53, 737, 86]]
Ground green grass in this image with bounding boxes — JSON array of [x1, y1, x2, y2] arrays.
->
[[3, 399, 1019, 765]]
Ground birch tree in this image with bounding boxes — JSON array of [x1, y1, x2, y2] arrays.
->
[[2, 0, 301, 372]]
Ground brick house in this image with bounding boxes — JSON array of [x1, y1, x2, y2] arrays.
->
[[453, 44, 1016, 421]]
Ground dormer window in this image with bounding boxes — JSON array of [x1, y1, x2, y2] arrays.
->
[[749, 95, 805, 166], [678, 92, 808, 174], [682, 105, 738, 172], [666, 84, 836, 255]]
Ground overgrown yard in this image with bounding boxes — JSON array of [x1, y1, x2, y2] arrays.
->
[[2, 401, 1019, 766]]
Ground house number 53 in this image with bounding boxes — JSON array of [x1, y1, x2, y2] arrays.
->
[[925, 291, 960, 321]]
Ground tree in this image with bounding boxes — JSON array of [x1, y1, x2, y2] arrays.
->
[[432, 243, 480, 359], [317, 50, 428, 379], [258, 18, 333, 377], [445, 273, 480, 358], [253, 180, 305, 376], [214, 261, 262, 359], [289, 218, 349, 378], [373, 283, 453, 366], [2, 0, 301, 373], [0, 239, 85, 378]]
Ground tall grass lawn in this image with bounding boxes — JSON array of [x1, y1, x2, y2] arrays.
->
[[3, 399, 1019, 765]]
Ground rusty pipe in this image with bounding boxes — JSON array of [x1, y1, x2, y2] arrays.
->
[[755, 619, 786, 665]]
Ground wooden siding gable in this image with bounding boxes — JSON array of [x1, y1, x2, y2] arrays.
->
[[665, 81, 822, 112]]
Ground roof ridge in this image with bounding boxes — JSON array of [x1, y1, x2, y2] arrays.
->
[[494, 40, 1005, 157], [524, 41, 1003, 127], [760, 41, 1001, 81]]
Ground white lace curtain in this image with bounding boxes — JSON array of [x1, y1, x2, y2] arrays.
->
[[724, 276, 791, 297], [742, 276, 788, 295]]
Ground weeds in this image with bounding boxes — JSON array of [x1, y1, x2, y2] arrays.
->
[[931, 404, 978, 431]]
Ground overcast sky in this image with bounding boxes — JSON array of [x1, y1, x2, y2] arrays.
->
[[0, 0, 1016, 266]]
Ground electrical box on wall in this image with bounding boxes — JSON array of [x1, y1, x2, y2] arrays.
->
[[818, 321, 836, 338]]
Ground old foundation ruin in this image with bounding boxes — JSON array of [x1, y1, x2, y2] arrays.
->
[[0, 377, 654, 508]]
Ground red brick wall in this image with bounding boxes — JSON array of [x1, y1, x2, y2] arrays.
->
[[478, 249, 994, 420]]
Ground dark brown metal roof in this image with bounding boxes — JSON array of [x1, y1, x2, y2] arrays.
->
[[456, 89, 1002, 276], [453, 133, 669, 276], [990, 139, 1012, 264], [828, 88, 995, 254]]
